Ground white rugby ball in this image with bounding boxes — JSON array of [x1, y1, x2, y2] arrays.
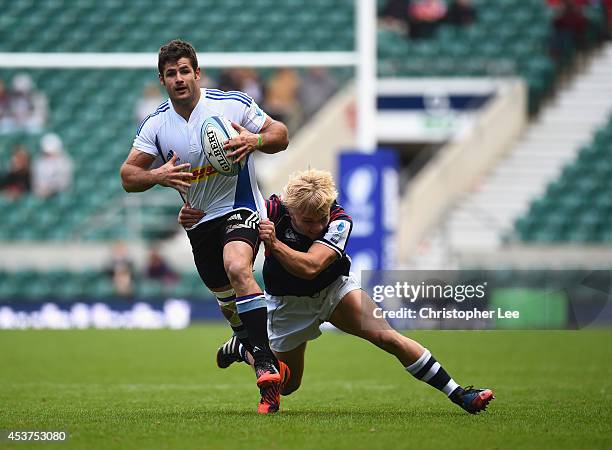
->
[[201, 116, 245, 177]]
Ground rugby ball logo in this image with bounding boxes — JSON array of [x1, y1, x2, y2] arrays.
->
[[201, 116, 245, 177]]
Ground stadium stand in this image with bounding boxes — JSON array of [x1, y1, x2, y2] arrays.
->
[[0, 0, 356, 243], [0, 0, 355, 53], [1, 0, 610, 303], [0, 268, 266, 302], [513, 111, 612, 243], [408, 43, 612, 269], [0, 68, 163, 241], [0, 67, 351, 242], [377, 0, 606, 112], [4, 0, 604, 244]]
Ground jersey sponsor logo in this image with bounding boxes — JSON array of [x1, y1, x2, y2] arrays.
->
[[329, 220, 348, 234], [191, 164, 219, 183], [227, 213, 242, 221], [284, 228, 299, 242], [325, 220, 350, 248]]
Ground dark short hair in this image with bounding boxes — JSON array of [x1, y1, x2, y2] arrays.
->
[[158, 40, 198, 76]]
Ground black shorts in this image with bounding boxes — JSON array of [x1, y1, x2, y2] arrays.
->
[[187, 208, 260, 290]]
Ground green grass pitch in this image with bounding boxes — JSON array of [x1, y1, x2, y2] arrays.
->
[[1, 325, 611, 450]]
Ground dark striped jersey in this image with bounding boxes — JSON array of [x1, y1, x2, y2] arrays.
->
[[263, 194, 353, 296]]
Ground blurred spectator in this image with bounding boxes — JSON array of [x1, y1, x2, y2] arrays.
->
[[8, 73, 48, 133], [146, 247, 178, 285], [197, 68, 215, 90], [379, 0, 412, 37], [235, 68, 263, 103], [409, 0, 447, 39], [217, 69, 242, 92], [263, 68, 301, 132], [445, 0, 477, 26], [298, 67, 339, 120], [107, 241, 135, 297], [32, 133, 73, 198], [0, 78, 11, 132], [549, 0, 588, 63], [605, 0, 612, 37], [135, 82, 164, 123], [0, 144, 31, 200]]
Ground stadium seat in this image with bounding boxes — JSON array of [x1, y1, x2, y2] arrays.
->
[[514, 114, 612, 243]]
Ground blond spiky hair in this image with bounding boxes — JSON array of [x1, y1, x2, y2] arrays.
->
[[282, 169, 338, 216]]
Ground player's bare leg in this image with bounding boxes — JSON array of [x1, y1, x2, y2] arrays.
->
[[328, 290, 494, 414], [223, 241, 261, 296], [328, 290, 425, 366], [273, 343, 305, 396]]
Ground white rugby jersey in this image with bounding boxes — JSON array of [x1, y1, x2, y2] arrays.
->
[[132, 88, 267, 228]]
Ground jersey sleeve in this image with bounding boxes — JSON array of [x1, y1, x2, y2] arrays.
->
[[265, 194, 283, 223], [315, 203, 353, 257], [241, 99, 267, 134], [132, 116, 160, 157]]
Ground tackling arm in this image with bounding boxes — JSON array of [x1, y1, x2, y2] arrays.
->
[[270, 240, 338, 280], [259, 219, 338, 280]]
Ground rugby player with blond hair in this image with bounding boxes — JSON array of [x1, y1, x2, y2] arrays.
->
[[180, 169, 494, 414]]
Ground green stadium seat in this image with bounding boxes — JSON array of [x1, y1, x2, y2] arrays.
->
[[89, 278, 115, 300], [137, 280, 167, 300], [515, 113, 612, 243]]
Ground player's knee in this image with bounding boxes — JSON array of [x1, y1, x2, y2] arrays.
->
[[224, 260, 252, 286]]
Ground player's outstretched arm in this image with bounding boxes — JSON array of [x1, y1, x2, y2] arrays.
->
[[120, 148, 193, 194], [259, 219, 337, 280], [225, 116, 289, 163]]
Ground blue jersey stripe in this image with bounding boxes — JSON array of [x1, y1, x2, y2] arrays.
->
[[216, 93, 252, 105], [206, 89, 252, 105], [155, 100, 169, 111], [233, 157, 255, 210], [205, 93, 251, 108], [136, 106, 170, 135]]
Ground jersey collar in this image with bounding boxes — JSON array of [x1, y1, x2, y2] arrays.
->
[[169, 88, 205, 124]]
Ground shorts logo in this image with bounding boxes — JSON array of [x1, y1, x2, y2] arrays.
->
[[225, 211, 260, 234], [245, 211, 260, 229]]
